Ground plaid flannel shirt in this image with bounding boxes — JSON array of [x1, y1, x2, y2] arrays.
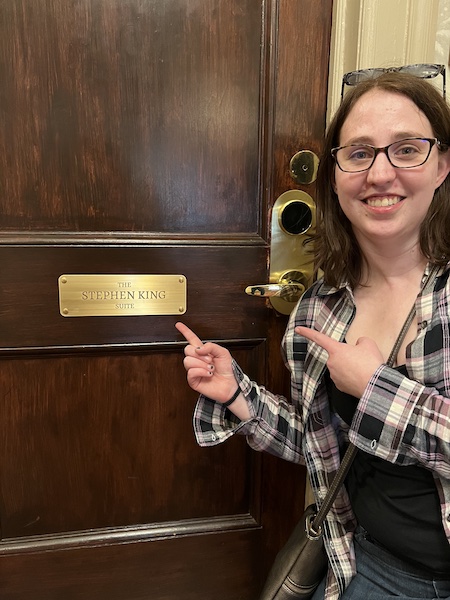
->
[[193, 263, 450, 599]]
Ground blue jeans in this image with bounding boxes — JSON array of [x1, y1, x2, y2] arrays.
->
[[312, 526, 450, 599]]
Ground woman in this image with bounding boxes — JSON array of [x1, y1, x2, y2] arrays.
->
[[176, 71, 450, 599]]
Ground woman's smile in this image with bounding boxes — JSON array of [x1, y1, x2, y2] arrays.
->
[[363, 195, 404, 208]]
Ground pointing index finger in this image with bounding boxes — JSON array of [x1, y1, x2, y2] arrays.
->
[[175, 322, 204, 347], [295, 326, 340, 354]]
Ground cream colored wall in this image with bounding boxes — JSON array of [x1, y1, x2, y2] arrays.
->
[[436, 0, 450, 65], [327, 0, 443, 122]]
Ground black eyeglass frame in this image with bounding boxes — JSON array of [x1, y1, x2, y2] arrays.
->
[[331, 137, 441, 173], [340, 63, 446, 101]]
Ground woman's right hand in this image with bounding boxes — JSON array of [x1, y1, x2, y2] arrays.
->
[[175, 322, 239, 403]]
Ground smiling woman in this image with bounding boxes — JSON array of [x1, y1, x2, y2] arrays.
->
[[315, 73, 450, 290], [177, 70, 450, 600], [330, 90, 449, 273]]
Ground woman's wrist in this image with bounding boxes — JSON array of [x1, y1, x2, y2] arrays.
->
[[221, 386, 241, 408]]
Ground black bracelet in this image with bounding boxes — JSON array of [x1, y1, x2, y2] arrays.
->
[[222, 387, 241, 408]]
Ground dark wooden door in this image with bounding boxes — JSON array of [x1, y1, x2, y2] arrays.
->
[[0, 1, 332, 598]]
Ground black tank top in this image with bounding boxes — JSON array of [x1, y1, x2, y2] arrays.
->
[[326, 366, 450, 576]]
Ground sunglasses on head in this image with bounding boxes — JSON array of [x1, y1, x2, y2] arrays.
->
[[340, 63, 446, 101]]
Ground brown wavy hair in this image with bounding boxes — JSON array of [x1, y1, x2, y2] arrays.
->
[[311, 72, 450, 289]]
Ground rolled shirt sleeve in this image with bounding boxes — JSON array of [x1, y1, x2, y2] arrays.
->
[[349, 364, 450, 479], [193, 359, 306, 463], [193, 360, 258, 446]]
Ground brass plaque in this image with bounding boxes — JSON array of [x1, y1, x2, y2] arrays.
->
[[59, 274, 187, 317]]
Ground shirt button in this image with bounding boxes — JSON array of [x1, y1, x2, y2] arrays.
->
[[370, 439, 377, 450], [211, 433, 217, 442]]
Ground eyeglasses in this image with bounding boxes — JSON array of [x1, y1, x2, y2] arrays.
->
[[340, 63, 446, 101], [331, 137, 440, 173]]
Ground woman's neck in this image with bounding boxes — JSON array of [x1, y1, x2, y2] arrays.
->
[[358, 242, 427, 288]]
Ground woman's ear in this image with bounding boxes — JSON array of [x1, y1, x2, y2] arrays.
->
[[435, 149, 450, 190], [331, 172, 337, 194]]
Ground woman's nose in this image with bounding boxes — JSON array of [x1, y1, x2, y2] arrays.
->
[[365, 151, 396, 184]]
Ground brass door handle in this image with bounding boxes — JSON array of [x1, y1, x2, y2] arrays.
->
[[245, 270, 306, 303], [247, 188, 316, 315]]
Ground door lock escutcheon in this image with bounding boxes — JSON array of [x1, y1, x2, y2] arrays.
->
[[289, 150, 319, 185], [245, 189, 316, 315]]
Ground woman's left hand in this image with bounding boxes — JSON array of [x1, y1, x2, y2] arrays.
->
[[295, 326, 384, 398]]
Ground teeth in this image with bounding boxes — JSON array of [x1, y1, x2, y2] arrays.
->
[[366, 196, 401, 207]]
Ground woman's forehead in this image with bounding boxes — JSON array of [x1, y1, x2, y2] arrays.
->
[[339, 89, 433, 143]]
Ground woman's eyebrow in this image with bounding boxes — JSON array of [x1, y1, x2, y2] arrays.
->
[[340, 131, 427, 145]]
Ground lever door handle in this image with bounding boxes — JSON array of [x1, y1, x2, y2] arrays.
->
[[245, 270, 306, 303], [250, 189, 316, 315]]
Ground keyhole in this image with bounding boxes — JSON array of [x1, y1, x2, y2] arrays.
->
[[279, 200, 312, 235]]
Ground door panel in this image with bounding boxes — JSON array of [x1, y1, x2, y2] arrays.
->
[[0, 532, 262, 600], [0, 246, 268, 347], [0, 1, 333, 597], [2, 0, 262, 234], [0, 347, 262, 538]]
